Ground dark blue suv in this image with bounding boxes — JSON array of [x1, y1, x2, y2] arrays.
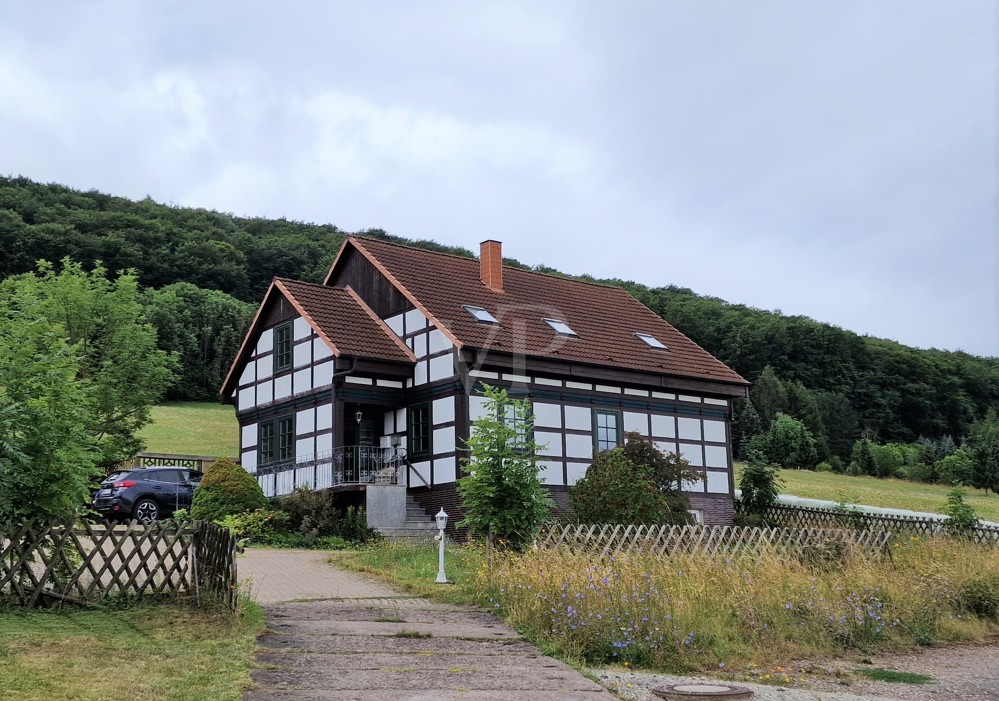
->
[[92, 467, 203, 524]]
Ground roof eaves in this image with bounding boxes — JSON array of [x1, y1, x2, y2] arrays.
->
[[344, 285, 417, 362], [347, 237, 465, 350], [273, 279, 343, 359]]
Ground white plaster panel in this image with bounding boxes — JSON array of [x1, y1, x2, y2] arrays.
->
[[565, 433, 593, 459], [405, 309, 427, 332], [469, 369, 499, 379], [273, 375, 292, 401], [624, 388, 649, 397], [413, 333, 428, 358], [566, 381, 591, 390], [238, 388, 254, 411], [376, 379, 403, 388], [256, 328, 273, 355], [297, 408, 315, 435], [257, 380, 273, 405], [242, 424, 258, 449], [316, 432, 333, 454], [679, 394, 702, 403], [703, 420, 727, 444], [678, 417, 702, 441], [429, 354, 453, 382], [410, 460, 431, 486], [345, 376, 373, 385], [293, 368, 312, 395], [293, 341, 311, 369], [655, 441, 678, 456], [539, 460, 563, 485], [534, 377, 562, 387], [706, 471, 730, 494], [414, 360, 428, 385], [396, 435, 408, 450], [293, 316, 311, 340], [533, 402, 562, 428], [258, 475, 272, 497], [428, 329, 452, 354], [313, 338, 333, 360], [238, 360, 255, 387], [536, 431, 563, 457], [385, 313, 405, 337], [704, 397, 728, 406], [395, 408, 407, 432], [384, 411, 395, 436], [502, 373, 531, 384], [652, 391, 675, 400], [595, 384, 620, 394], [680, 443, 704, 467], [242, 450, 257, 473], [567, 463, 589, 486], [433, 426, 456, 454], [276, 470, 294, 496], [313, 360, 333, 387], [296, 437, 314, 458], [651, 414, 676, 438], [316, 404, 333, 431], [434, 456, 456, 484], [257, 357, 273, 381], [432, 397, 455, 425], [623, 411, 650, 436], [469, 395, 490, 422], [705, 445, 728, 468], [563, 405, 592, 431]]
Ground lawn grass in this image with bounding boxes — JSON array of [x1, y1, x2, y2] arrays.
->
[[735, 464, 999, 522], [0, 602, 264, 701], [138, 402, 239, 457], [858, 668, 933, 684]]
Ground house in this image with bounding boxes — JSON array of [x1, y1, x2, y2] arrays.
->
[[220, 237, 749, 532]]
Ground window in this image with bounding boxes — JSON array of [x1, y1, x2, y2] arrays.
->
[[463, 305, 499, 324], [259, 415, 295, 465], [408, 403, 432, 460], [635, 332, 668, 350], [503, 401, 532, 447], [274, 323, 293, 373], [594, 409, 621, 453], [543, 318, 577, 336]]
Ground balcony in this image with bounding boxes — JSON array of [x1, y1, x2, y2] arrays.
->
[[255, 446, 407, 497]]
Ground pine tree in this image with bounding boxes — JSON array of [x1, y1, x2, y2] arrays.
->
[[737, 400, 763, 460], [750, 366, 788, 426]]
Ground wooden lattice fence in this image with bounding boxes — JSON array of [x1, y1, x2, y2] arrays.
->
[[0, 520, 238, 609], [536, 523, 892, 560], [762, 504, 999, 545]]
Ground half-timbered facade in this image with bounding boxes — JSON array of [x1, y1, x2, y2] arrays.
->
[[221, 237, 749, 529]]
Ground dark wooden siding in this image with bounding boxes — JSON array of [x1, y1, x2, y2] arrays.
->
[[329, 247, 412, 318]]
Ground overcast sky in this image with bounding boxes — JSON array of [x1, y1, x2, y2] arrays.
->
[[2, 1, 996, 356]]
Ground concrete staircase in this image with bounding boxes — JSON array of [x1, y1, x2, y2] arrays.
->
[[376, 494, 438, 541]]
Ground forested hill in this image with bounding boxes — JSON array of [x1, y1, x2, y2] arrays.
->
[[2, 175, 997, 453]]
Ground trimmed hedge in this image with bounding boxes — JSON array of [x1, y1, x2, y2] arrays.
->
[[190, 457, 266, 521]]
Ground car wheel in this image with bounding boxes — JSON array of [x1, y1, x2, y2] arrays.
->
[[133, 498, 160, 524]]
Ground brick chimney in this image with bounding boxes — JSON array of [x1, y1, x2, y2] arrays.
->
[[480, 240, 503, 292]]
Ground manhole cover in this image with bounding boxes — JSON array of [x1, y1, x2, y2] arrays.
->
[[653, 683, 752, 700]]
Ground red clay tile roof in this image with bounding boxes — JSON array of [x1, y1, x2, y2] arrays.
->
[[339, 237, 747, 386], [277, 279, 415, 364]]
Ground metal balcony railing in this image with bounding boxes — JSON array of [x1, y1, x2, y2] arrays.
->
[[255, 446, 407, 497]]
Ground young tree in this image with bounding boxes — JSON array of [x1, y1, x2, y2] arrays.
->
[[0, 304, 98, 528], [748, 413, 817, 469], [967, 411, 999, 494], [850, 437, 877, 477], [736, 400, 763, 460], [0, 259, 177, 468], [943, 487, 980, 540], [738, 449, 783, 520], [750, 366, 788, 426], [457, 385, 553, 551]]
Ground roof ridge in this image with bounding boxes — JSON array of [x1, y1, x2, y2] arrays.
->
[[350, 235, 631, 293]]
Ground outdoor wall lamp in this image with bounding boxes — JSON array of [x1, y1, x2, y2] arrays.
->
[[434, 508, 448, 584], [354, 408, 363, 424]]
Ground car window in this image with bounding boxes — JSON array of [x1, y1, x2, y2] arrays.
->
[[104, 471, 132, 483], [156, 470, 183, 484], [139, 470, 161, 482], [186, 470, 203, 484]]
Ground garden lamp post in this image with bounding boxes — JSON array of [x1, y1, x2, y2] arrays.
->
[[434, 508, 448, 584]]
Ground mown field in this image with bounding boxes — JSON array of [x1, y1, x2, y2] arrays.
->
[[139, 402, 239, 457], [734, 464, 999, 522]]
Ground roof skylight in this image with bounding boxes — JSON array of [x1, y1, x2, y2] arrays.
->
[[635, 332, 669, 350], [463, 305, 499, 324], [543, 318, 577, 336]]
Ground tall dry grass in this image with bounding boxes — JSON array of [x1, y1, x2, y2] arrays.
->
[[475, 536, 999, 671]]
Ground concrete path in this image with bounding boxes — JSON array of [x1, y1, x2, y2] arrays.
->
[[240, 549, 617, 701]]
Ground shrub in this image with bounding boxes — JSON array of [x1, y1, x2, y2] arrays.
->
[[936, 449, 974, 486], [275, 488, 380, 544], [738, 450, 782, 519], [957, 575, 999, 620], [190, 457, 267, 521], [827, 455, 845, 473], [815, 460, 833, 472], [217, 507, 289, 544], [943, 487, 980, 540], [749, 413, 817, 469]]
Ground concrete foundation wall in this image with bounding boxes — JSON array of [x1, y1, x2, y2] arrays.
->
[[365, 485, 407, 529]]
